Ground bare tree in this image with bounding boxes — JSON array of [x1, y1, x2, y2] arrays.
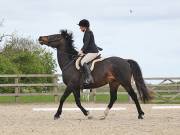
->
[[0, 18, 4, 27], [0, 34, 12, 42], [0, 19, 13, 42]]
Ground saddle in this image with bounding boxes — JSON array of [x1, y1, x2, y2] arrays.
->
[[75, 54, 104, 71]]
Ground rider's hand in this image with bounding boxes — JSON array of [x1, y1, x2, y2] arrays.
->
[[78, 50, 84, 56]]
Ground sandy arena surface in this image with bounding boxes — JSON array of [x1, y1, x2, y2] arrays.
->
[[0, 103, 180, 135]]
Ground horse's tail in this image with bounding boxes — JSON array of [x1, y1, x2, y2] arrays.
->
[[127, 59, 153, 102]]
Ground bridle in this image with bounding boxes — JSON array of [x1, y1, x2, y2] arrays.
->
[[47, 36, 63, 43]]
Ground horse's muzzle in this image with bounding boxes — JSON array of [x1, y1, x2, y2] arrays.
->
[[38, 37, 44, 45]]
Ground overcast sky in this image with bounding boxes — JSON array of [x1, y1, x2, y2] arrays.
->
[[0, 0, 180, 77]]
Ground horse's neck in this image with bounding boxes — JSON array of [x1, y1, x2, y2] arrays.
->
[[57, 49, 72, 71]]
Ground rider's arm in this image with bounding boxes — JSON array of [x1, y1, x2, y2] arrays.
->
[[81, 31, 91, 53]]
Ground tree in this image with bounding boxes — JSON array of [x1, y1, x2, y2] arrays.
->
[[0, 35, 57, 93], [2, 35, 56, 73]]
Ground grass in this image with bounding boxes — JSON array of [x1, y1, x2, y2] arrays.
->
[[0, 96, 55, 103], [0, 94, 129, 103], [0, 96, 15, 103], [19, 96, 55, 103], [0, 92, 180, 104], [95, 94, 129, 103]]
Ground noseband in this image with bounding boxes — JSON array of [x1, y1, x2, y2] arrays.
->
[[42, 36, 80, 71]]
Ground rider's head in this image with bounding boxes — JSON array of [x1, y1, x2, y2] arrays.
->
[[78, 19, 90, 32]]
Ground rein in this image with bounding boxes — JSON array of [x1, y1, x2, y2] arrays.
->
[[60, 52, 81, 72], [61, 55, 82, 72], [61, 57, 77, 72]]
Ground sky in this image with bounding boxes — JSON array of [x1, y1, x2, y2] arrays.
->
[[0, 0, 180, 77]]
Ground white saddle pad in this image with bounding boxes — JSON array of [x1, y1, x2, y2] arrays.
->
[[75, 56, 104, 71]]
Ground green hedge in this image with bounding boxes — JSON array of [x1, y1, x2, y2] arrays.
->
[[0, 35, 57, 93]]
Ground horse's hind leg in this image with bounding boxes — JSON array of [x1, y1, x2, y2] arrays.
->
[[122, 83, 144, 119], [100, 81, 119, 119]]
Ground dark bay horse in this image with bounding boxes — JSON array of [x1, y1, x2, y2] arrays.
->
[[38, 30, 152, 120]]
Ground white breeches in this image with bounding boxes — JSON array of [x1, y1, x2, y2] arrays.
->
[[81, 53, 99, 66]]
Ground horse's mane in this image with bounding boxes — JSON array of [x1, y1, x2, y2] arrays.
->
[[60, 30, 78, 58]]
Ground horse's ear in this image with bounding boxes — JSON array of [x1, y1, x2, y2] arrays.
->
[[59, 29, 65, 34]]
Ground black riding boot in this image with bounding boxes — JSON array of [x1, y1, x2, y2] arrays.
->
[[82, 63, 94, 85]]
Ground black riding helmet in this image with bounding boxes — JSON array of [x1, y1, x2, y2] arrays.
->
[[78, 19, 90, 27]]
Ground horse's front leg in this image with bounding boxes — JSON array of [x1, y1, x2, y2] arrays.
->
[[72, 88, 92, 119], [54, 87, 72, 120]]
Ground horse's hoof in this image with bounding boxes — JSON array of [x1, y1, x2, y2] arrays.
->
[[138, 115, 144, 119], [87, 111, 93, 119], [54, 115, 60, 120]]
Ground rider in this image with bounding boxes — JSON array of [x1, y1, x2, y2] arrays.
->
[[78, 19, 100, 85]]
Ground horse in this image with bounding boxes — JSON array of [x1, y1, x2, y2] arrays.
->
[[38, 30, 152, 120]]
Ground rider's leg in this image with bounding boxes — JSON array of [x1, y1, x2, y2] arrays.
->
[[81, 53, 98, 85]]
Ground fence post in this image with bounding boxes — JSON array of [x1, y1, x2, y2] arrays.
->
[[15, 77, 20, 103], [53, 75, 58, 103], [177, 82, 179, 92], [91, 89, 96, 102]]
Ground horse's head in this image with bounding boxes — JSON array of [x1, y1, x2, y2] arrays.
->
[[38, 33, 64, 48], [39, 30, 78, 57], [38, 30, 73, 49]]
